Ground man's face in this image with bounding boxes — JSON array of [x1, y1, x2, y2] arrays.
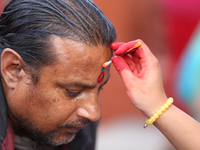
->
[[6, 36, 112, 146]]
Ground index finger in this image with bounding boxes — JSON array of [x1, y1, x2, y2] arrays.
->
[[114, 40, 142, 56], [115, 40, 154, 60]]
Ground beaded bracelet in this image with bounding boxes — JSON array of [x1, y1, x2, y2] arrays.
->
[[143, 97, 174, 128]]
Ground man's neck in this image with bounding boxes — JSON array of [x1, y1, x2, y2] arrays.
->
[[14, 134, 62, 150]]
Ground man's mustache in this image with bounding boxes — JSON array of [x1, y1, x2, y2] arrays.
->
[[59, 118, 90, 129]]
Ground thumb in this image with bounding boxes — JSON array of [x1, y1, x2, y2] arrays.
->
[[112, 55, 137, 87]]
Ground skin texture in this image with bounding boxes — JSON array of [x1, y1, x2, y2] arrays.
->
[[1, 36, 112, 146]]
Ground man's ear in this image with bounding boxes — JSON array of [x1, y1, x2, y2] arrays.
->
[[1, 48, 24, 89]]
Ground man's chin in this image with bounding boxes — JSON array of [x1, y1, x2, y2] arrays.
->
[[41, 131, 76, 146]]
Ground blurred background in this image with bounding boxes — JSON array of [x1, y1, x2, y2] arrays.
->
[[1, 0, 200, 149]]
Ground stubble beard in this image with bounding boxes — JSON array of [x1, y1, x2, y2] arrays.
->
[[13, 114, 89, 146], [41, 128, 76, 146]]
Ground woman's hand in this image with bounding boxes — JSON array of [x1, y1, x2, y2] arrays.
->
[[111, 40, 200, 150], [111, 40, 167, 117]]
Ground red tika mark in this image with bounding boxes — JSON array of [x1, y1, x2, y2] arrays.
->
[[97, 71, 105, 83]]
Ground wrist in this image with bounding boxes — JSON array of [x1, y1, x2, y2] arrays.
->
[[143, 97, 174, 128], [143, 95, 168, 118]]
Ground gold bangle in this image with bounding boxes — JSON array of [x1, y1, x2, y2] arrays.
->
[[143, 97, 173, 129]]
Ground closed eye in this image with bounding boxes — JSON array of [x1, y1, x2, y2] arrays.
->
[[66, 89, 81, 97]]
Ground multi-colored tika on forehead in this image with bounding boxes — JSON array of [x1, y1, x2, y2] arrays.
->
[[97, 49, 112, 83]]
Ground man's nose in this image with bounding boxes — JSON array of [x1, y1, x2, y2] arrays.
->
[[76, 93, 101, 122]]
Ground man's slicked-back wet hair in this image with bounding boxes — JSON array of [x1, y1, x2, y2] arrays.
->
[[0, 0, 116, 79]]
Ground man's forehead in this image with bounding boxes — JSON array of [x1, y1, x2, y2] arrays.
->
[[47, 36, 111, 83], [51, 36, 105, 61]]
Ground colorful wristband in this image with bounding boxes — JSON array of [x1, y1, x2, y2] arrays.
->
[[143, 97, 174, 128]]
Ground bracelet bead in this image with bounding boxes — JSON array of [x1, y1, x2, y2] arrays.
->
[[144, 97, 174, 128], [153, 113, 159, 119], [160, 106, 166, 111], [151, 117, 156, 122], [157, 110, 162, 115], [164, 103, 169, 109]]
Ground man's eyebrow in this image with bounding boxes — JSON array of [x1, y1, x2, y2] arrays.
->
[[63, 74, 110, 89], [64, 82, 97, 89]]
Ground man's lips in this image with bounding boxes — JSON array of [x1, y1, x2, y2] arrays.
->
[[59, 119, 89, 133], [66, 126, 86, 133], [60, 124, 87, 133]]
